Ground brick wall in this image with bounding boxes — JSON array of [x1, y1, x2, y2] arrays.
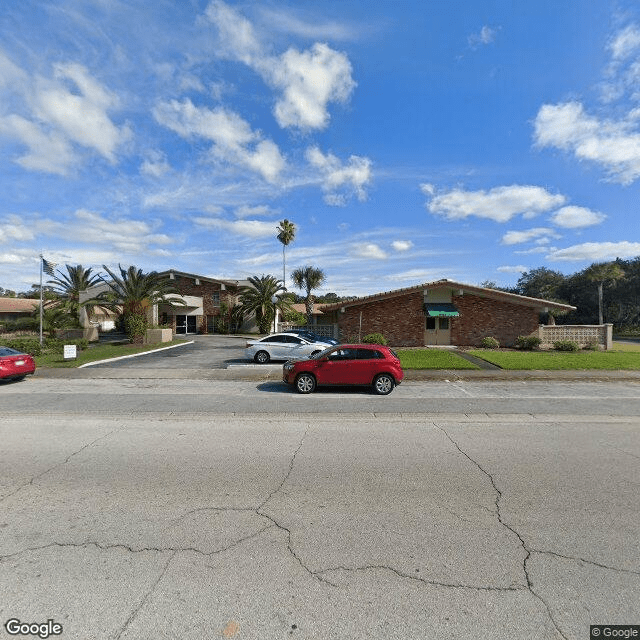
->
[[335, 290, 540, 347], [337, 291, 425, 346], [451, 293, 539, 347], [169, 276, 239, 334]]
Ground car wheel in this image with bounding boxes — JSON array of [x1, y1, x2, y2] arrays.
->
[[295, 373, 316, 394], [254, 350, 270, 364], [372, 373, 394, 395]]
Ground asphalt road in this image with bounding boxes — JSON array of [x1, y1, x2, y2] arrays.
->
[[1, 361, 639, 639]]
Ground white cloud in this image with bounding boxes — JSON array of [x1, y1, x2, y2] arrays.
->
[[234, 205, 276, 218], [205, 1, 356, 131], [391, 240, 413, 251], [0, 57, 129, 175], [547, 241, 640, 262], [352, 243, 387, 260], [266, 43, 356, 130], [193, 216, 277, 238], [257, 8, 359, 41], [385, 268, 443, 282], [502, 227, 559, 245], [468, 26, 498, 48], [609, 24, 640, 61], [153, 98, 285, 182], [141, 150, 170, 177], [306, 146, 371, 205], [534, 101, 640, 184], [497, 265, 528, 274], [550, 205, 606, 228], [0, 215, 36, 242], [425, 185, 566, 222]]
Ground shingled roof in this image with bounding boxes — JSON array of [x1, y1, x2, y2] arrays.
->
[[320, 279, 575, 312], [0, 297, 40, 313]]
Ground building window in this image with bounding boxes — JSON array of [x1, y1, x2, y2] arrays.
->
[[440, 318, 450, 330], [212, 291, 220, 305], [426, 317, 436, 330]]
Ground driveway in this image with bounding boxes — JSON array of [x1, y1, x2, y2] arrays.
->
[[89, 334, 249, 369]]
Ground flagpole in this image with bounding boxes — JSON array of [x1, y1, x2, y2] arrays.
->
[[39, 253, 43, 345]]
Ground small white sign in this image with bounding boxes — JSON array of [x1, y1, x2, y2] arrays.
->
[[63, 344, 77, 360]]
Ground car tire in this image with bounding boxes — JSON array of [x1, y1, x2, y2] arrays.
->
[[13, 375, 26, 382], [372, 373, 395, 395], [295, 373, 316, 394], [254, 350, 270, 364]]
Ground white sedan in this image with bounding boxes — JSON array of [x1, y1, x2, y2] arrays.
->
[[245, 333, 334, 364]]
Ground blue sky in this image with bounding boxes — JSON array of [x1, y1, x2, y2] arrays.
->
[[1, 0, 640, 296]]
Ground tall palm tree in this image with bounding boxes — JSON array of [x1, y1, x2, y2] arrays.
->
[[291, 265, 326, 327], [276, 219, 296, 288], [47, 264, 103, 318], [584, 262, 625, 325], [239, 275, 292, 334], [97, 265, 183, 343]]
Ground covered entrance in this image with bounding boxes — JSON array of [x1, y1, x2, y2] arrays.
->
[[424, 303, 459, 345], [176, 315, 198, 334]]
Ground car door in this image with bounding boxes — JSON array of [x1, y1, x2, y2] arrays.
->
[[352, 348, 383, 384], [314, 348, 358, 385]]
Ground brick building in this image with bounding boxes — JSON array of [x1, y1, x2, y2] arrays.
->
[[157, 271, 250, 335], [321, 279, 575, 347]]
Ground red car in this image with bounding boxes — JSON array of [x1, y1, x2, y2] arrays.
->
[[283, 344, 404, 395], [0, 347, 36, 382]]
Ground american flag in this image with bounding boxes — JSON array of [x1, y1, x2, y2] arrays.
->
[[42, 258, 57, 277]]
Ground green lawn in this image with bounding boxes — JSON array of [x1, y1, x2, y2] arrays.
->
[[397, 349, 479, 370], [36, 339, 188, 368], [468, 347, 640, 370]]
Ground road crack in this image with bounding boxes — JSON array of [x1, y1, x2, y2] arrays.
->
[[316, 564, 526, 592], [0, 426, 124, 505], [434, 423, 567, 640], [115, 549, 176, 639]]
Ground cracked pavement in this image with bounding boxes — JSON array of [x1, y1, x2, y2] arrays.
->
[[1, 379, 639, 639]]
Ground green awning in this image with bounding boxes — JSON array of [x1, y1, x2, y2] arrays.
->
[[424, 303, 459, 317]]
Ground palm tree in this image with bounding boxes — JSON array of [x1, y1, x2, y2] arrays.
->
[[239, 275, 292, 334], [291, 265, 326, 327], [584, 262, 625, 325], [276, 219, 296, 287], [47, 264, 103, 319], [97, 265, 183, 343]]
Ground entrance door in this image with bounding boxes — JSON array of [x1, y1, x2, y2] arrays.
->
[[176, 315, 198, 334], [424, 317, 451, 345]]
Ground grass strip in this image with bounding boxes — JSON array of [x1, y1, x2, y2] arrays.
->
[[398, 349, 479, 370], [468, 348, 640, 370], [35, 340, 189, 368]]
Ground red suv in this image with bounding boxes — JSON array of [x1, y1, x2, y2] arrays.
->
[[283, 344, 404, 395]]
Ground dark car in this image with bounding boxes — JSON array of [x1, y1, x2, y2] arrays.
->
[[0, 347, 36, 382], [283, 344, 404, 395], [285, 329, 339, 345]]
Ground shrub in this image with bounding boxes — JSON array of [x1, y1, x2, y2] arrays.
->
[[362, 333, 387, 345], [5, 338, 42, 356], [553, 340, 579, 352], [584, 340, 601, 351], [480, 336, 500, 349], [515, 335, 542, 350]]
